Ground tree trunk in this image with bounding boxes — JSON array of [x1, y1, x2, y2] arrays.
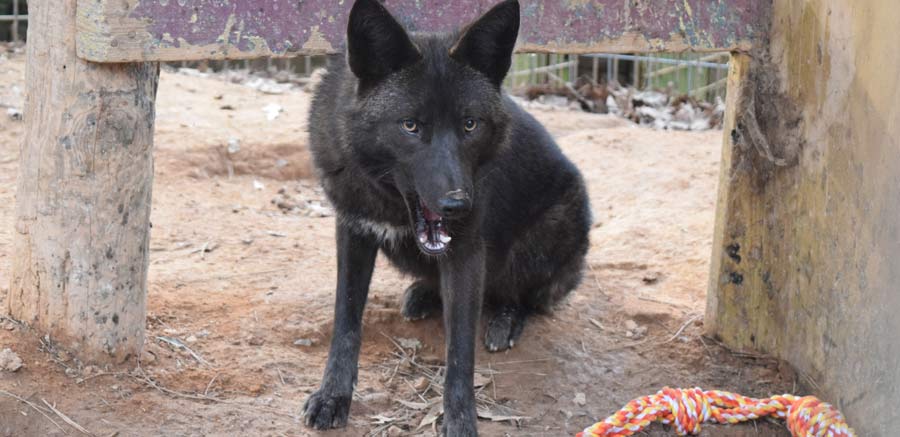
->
[[7, 0, 159, 364]]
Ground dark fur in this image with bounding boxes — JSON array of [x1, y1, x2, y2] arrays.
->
[[303, 1, 590, 434]]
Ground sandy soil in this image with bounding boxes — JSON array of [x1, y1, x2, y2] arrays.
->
[[0, 47, 797, 437]]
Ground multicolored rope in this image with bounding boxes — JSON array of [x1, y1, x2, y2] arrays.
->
[[576, 387, 856, 437]]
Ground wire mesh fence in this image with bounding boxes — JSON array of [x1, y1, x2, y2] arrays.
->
[[163, 52, 727, 102], [504, 52, 729, 103], [0, 0, 25, 42]]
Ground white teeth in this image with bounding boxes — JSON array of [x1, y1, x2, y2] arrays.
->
[[424, 241, 446, 252], [439, 233, 452, 244]]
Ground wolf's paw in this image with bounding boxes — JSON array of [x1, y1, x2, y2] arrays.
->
[[401, 280, 442, 321], [484, 308, 527, 352], [302, 390, 351, 430]]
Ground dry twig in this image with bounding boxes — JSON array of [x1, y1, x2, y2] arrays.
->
[[41, 398, 94, 435], [0, 390, 68, 435]]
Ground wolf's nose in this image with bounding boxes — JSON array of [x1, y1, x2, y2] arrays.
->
[[438, 190, 471, 218]]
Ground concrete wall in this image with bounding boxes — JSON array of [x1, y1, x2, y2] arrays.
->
[[707, 1, 900, 435]]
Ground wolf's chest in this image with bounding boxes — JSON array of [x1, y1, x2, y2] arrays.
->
[[341, 216, 411, 246]]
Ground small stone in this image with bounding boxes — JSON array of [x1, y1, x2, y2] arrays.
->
[[293, 339, 314, 347], [573, 392, 587, 406], [397, 338, 421, 350], [387, 425, 404, 436], [6, 107, 22, 121], [624, 320, 639, 331], [185, 335, 198, 343], [263, 103, 283, 120], [305, 201, 334, 217], [642, 273, 660, 284], [227, 137, 241, 154], [0, 348, 23, 372]]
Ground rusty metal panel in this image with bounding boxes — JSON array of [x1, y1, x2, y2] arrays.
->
[[77, 0, 766, 62]]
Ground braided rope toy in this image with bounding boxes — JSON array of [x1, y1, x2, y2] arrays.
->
[[576, 387, 856, 437]]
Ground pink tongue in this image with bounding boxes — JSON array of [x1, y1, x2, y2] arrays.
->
[[423, 204, 442, 222]]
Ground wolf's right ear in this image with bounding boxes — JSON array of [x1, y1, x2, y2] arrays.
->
[[347, 0, 421, 86]]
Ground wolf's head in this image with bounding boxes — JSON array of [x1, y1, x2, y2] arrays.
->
[[345, 0, 519, 256]]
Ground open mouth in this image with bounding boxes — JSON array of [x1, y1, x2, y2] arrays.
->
[[415, 198, 451, 255]]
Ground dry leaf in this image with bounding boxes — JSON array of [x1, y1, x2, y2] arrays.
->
[[417, 403, 444, 430]]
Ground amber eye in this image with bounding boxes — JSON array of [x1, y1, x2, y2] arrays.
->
[[401, 119, 419, 133], [464, 118, 478, 132]]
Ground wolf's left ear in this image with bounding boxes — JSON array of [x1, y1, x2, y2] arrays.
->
[[347, 0, 421, 86], [450, 0, 520, 87]]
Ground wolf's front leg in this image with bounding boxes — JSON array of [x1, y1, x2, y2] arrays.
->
[[440, 241, 485, 437], [303, 222, 379, 429]]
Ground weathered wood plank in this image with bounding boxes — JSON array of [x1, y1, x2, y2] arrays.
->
[[707, 1, 900, 434], [704, 52, 750, 341], [77, 0, 766, 62], [10, 0, 159, 364]]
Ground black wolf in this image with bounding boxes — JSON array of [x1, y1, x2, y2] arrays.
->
[[302, 0, 591, 434]]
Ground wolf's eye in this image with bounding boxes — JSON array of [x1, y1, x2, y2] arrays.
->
[[401, 119, 419, 134], [464, 118, 478, 132]]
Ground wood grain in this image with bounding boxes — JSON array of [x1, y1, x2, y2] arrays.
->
[[9, 0, 159, 363]]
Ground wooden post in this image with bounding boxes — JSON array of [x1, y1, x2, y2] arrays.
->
[[7, 0, 159, 364], [704, 53, 750, 339]]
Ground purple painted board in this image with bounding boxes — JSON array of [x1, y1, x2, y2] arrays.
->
[[76, 0, 765, 62]]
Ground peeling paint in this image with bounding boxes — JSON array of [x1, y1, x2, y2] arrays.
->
[[77, 0, 764, 62], [302, 26, 334, 53]]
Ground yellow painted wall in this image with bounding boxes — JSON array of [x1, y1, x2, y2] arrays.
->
[[707, 1, 900, 435]]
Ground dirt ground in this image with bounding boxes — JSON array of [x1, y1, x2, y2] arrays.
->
[[0, 47, 798, 436]]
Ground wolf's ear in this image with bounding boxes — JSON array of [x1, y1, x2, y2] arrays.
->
[[347, 0, 421, 85], [450, 0, 520, 87]]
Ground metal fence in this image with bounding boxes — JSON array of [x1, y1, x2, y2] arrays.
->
[[0, 0, 25, 42], [504, 52, 729, 103], [165, 52, 728, 103]]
